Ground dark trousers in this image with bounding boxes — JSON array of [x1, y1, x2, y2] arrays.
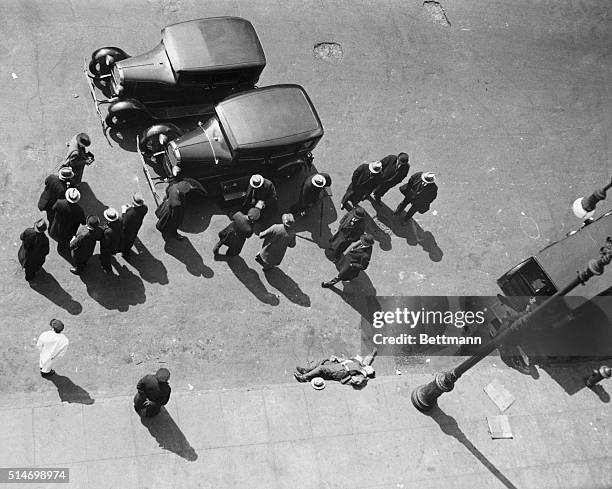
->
[[373, 182, 394, 199], [133, 392, 161, 417], [24, 265, 41, 281], [394, 198, 420, 221]]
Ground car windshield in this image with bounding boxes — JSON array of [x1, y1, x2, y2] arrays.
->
[[202, 117, 232, 163]]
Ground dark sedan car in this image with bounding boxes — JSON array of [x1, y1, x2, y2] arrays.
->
[[87, 17, 266, 128], [160, 84, 324, 200]]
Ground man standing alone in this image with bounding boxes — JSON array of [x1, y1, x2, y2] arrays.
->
[[36, 319, 69, 377], [134, 368, 172, 417], [121, 193, 148, 259]]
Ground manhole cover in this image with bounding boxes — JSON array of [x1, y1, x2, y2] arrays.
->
[[423, 1, 451, 26], [313, 42, 344, 64]]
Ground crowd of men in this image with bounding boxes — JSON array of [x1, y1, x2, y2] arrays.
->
[[23, 134, 440, 398]]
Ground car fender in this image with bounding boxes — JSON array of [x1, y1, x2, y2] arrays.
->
[[107, 98, 149, 117], [90, 47, 129, 65], [276, 159, 306, 179], [141, 123, 183, 143]]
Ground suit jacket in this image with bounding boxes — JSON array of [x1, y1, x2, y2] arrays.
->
[[259, 223, 296, 266], [38, 175, 69, 211], [155, 186, 185, 234], [100, 220, 123, 257], [378, 155, 410, 186], [344, 164, 383, 202], [18, 228, 49, 270], [217, 212, 254, 255], [63, 136, 93, 181], [399, 172, 438, 210], [121, 204, 148, 248], [49, 199, 86, 242], [137, 375, 171, 405], [329, 209, 366, 246], [297, 172, 331, 208], [243, 178, 277, 209], [70, 225, 103, 264], [337, 243, 372, 281]]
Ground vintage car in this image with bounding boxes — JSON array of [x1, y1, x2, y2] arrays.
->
[[497, 209, 612, 311], [156, 84, 324, 200], [86, 17, 266, 128]]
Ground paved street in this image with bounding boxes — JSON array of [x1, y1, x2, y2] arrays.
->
[[0, 0, 611, 487], [2, 364, 611, 489]]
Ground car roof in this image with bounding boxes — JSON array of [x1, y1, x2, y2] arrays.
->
[[215, 84, 324, 151], [162, 17, 266, 73], [534, 209, 612, 298]]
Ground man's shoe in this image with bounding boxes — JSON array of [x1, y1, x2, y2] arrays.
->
[[255, 254, 265, 267], [295, 366, 308, 374], [69, 267, 80, 275], [293, 372, 307, 383], [40, 369, 56, 377], [321, 281, 333, 289]]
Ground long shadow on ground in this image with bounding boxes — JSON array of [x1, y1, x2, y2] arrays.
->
[[28, 269, 82, 315], [128, 238, 169, 285], [263, 267, 310, 307], [140, 408, 198, 461], [163, 237, 213, 278], [221, 255, 279, 306], [45, 374, 95, 404]]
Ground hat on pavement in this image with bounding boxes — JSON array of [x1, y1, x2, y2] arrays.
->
[[282, 213, 295, 228], [360, 233, 374, 246], [250, 174, 264, 188], [65, 188, 81, 203], [310, 377, 326, 390], [368, 161, 382, 174], [59, 167, 74, 181], [156, 368, 171, 382], [86, 215, 100, 229], [353, 207, 366, 218], [398, 152, 409, 164], [50, 318, 64, 332], [34, 219, 47, 233], [247, 207, 261, 222], [76, 133, 91, 147], [422, 172, 436, 183], [132, 193, 145, 206], [311, 174, 326, 188], [104, 207, 119, 222]]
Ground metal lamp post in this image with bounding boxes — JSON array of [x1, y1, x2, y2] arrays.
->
[[411, 237, 612, 412], [572, 178, 612, 220]]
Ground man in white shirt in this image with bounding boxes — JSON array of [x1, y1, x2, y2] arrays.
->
[[36, 319, 69, 377]]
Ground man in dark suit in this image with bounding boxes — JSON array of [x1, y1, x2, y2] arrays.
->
[[69, 215, 103, 274], [37, 167, 74, 227], [394, 172, 438, 222], [121, 193, 148, 259], [322, 233, 374, 288], [213, 208, 260, 257], [134, 368, 171, 417], [372, 153, 410, 204], [18, 219, 50, 281], [325, 206, 366, 263], [62, 133, 94, 186], [242, 174, 278, 217], [291, 172, 332, 217], [100, 208, 122, 273], [155, 183, 186, 240], [341, 161, 383, 210], [49, 188, 86, 256]]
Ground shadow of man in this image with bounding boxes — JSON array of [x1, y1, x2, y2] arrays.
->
[[129, 238, 169, 285], [325, 271, 380, 323], [163, 237, 214, 278], [77, 182, 108, 220], [28, 269, 83, 315], [223, 256, 279, 306], [79, 257, 147, 311], [427, 406, 519, 489], [263, 267, 311, 307], [370, 200, 443, 262], [140, 407, 198, 461], [45, 374, 95, 404]]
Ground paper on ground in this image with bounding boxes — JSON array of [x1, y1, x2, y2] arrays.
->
[[484, 379, 516, 412], [487, 415, 513, 439]]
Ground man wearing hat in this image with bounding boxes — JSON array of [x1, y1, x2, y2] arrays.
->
[[100, 207, 123, 273], [62, 133, 94, 186], [37, 167, 74, 227], [371, 153, 411, 204], [322, 232, 374, 288], [394, 171, 438, 222], [155, 182, 186, 240], [121, 193, 148, 259], [294, 354, 375, 387], [134, 368, 172, 417], [291, 172, 332, 217], [18, 219, 50, 281], [242, 174, 278, 217], [255, 213, 297, 271], [325, 206, 367, 263], [36, 319, 69, 377], [341, 161, 383, 210], [213, 208, 260, 257], [49, 188, 86, 256], [69, 215, 103, 274]]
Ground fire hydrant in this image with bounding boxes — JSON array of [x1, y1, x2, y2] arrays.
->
[[585, 366, 612, 387]]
